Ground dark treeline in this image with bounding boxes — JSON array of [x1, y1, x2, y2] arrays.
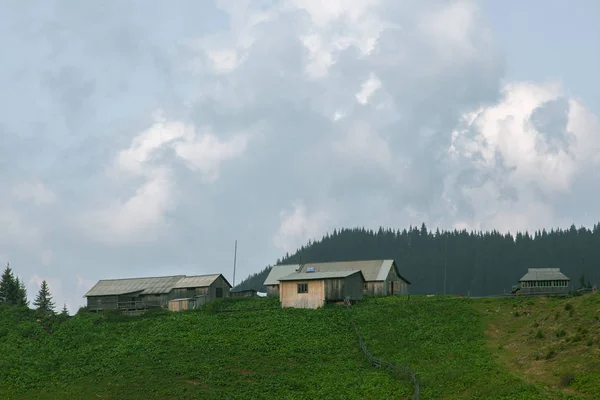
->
[[236, 223, 600, 296]]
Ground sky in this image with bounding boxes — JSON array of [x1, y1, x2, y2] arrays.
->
[[1, 0, 599, 313]]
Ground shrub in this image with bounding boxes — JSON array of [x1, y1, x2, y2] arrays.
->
[[571, 334, 582, 343], [535, 329, 544, 339], [564, 303, 573, 311], [586, 339, 594, 347], [533, 322, 539, 328], [555, 330, 566, 338]]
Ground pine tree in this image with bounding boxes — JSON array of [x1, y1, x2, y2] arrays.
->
[[33, 280, 55, 315], [0, 263, 16, 305]]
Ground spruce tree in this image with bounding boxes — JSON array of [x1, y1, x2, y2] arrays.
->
[[60, 303, 69, 316], [0, 263, 16, 305], [33, 280, 55, 315], [15, 277, 29, 307]]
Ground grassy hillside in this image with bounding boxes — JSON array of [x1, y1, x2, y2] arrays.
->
[[474, 293, 600, 398], [1, 294, 598, 399]]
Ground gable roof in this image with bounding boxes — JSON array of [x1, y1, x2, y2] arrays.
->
[[519, 268, 570, 282], [174, 274, 231, 289], [85, 273, 231, 297], [263, 264, 301, 286], [278, 270, 365, 282], [85, 275, 185, 297], [297, 259, 411, 284]]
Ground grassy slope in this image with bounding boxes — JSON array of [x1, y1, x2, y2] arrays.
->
[[1, 295, 598, 400], [474, 292, 600, 399]]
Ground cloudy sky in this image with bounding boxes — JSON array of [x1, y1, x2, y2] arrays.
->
[[2, 0, 599, 312]]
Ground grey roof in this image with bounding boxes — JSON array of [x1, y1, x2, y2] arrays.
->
[[519, 268, 570, 282], [295, 259, 411, 283], [174, 274, 231, 289], [278, 270, 365, 281], [85, 273, 231, 297], [85, 275, 185, 296], [263, 264, 301, 285]]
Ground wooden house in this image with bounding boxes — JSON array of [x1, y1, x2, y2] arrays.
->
[[518, 268, 570, 296], [85, 274, 232, 312], [278, 270, 365, 309], [263, 264, 301, 296], [264, 259, 410, 297]]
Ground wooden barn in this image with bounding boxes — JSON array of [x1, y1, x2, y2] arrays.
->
[[263, 264, 301, 297], [278, 270, 365, 309], [518, 268, 570, 296], [265, 259, 410, 297], [85, 274, 232, 312]]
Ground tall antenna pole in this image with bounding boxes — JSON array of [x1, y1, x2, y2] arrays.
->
[[444, 236, 448, 296], [233, 240, 237, 288]]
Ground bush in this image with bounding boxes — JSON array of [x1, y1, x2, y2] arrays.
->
[[533, 322, 539, 328], [564, 303, 573, 311], [535, 329, 544, 339], [586, 339, 594, 347], [555, 330, 566, 338]]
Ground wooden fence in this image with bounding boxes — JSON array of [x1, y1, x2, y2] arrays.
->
[[344, 299, 420, 400]]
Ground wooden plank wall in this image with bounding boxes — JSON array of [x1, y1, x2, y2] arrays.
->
[[280, 280, 325, 309]]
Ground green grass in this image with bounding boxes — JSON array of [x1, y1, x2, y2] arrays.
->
[[1, 294, 598, 399], [474, 292, 600, 399], [0, 302, 407, 400]]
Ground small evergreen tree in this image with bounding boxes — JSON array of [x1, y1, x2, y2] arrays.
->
[[60, 303, 69, 316], [33, 280, 55, 315], [0, 263, 16, 305], [15, 277, 29, 307]]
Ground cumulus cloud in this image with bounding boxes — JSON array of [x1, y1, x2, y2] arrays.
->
[[0, 0, 598, 311]]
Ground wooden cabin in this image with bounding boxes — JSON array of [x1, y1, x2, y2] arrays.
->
[[85, 274, 232, 312], [518, 268, 570, 296], [265, 259, 410, 297], [278, 270, 365, 309], [263, 264, 301, 296]]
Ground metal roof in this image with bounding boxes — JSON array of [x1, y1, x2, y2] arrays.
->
[[85, 275, 185, 296], [173, 274, 229, 289], [519, 268, 570, 282], [85, 273, 231, 297], [295, 259, 411, 284], [263, 264, 301, 285], [278, 270, 365, 281]]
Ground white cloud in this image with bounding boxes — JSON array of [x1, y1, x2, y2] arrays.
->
[[273, 202, 332, 253], [356, 73, 382, 105], [446, 81, 600, 231]]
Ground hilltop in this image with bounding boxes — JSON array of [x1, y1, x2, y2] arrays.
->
[[1, 293, 599, 399], [236, 224, 600, 295]]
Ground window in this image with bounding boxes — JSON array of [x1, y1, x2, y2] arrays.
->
[[363, 283, 368, 291], [297, 283, 308, 294], [216, 287, 223, 298]]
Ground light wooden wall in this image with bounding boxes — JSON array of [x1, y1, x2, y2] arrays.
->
[[280, 280, 325, 309]]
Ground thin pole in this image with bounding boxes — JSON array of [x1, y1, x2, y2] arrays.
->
[[233, 240, 237, 288]]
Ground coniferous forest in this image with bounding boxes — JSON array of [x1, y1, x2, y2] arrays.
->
[[235, 223, 600, 296]]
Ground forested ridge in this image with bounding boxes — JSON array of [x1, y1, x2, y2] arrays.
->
[[235, 223, 600, 296]]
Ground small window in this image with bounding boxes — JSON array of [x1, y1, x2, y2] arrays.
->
[[216, 287, 223, 298], [363, 283, 368, 290], [297, 283, 308, 294]]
